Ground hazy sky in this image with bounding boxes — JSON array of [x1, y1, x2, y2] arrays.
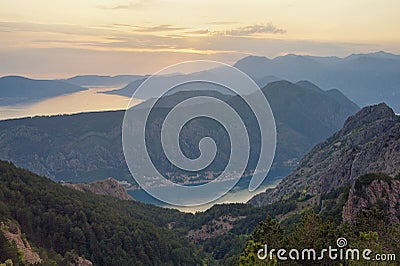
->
[[0, 0, 399, 78]]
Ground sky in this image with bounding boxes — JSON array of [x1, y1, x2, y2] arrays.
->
[[0, 0, 399, 78]]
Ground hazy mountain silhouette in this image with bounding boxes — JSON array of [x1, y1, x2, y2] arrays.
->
[[0, 76, 87, 105], [63, 74, 146, 87], [234, 51, 400, 112], [0, 80, 358, 183], [105, 71, 280, 99]]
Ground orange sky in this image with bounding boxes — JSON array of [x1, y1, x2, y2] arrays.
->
[[0, 0, 399, 78]]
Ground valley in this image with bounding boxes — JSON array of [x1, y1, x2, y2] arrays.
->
[[0, 53, 399, 265]]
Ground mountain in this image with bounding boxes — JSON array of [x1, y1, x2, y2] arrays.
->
[[239, 104, 400, 264], [63, 75, 145, 87], [106, 74, 281, 99], [0, 111, 127, 182], [249, 103, 400, 208], [0, 103, 399, 264], [104, 77, 146, 97], [260, 80, 359, 163], [62, 178, 134, 201], [0, 159, 324, 265], [0, 160, 201, 265], [104, 73, 234, 99], [0, 76, 87, 105], [0, 80, 358, 184], [234, 51, 400, 112]]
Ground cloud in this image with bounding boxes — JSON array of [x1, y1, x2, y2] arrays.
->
[[183, 29, 210, 35], [98, 0, 150, 10], [101, 23, 189, 33], [205, 21, 238, 26], [217, 23, 286, 36], [0, 21, 115, 36], [131, 24, 188, 33]]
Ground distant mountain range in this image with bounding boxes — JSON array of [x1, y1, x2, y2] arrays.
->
[[103, 51, 400, 113], [0, 76, 87, 106], [0, 80, 358, 184], [104, 72, 280, 99], [234, 51, 400, 112], [2, 51, 398, 113], [62, 74, 145, 87]]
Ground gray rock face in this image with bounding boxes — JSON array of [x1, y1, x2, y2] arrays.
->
[[343, 177, 400, 225], [249, 103, 400, 206]]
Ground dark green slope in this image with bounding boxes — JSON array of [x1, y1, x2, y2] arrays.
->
[[260, 80, 359, 162], [0, 160, 300, 265], [0, 161, 200, 265]]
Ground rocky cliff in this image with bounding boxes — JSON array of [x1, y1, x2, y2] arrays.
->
[[249, 103, 400, 208], [62, 178, 133, 201], [343, 173, 400, 225], [0, 220, 41, 265]]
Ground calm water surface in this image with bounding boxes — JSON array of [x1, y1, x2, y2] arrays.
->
[[0, 87, 141, 120]]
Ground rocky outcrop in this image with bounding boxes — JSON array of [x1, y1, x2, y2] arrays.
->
[[69, 256, 93, 266], [342, 174, 400, 225], [249, 103, 400, 206], [63, 178, 134, 201], [0, 220, 42, 265]]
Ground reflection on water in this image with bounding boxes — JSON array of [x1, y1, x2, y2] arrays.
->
[[129, 181, 280, 213], [0, 87, 142, 120], [129, 168, 291, 213], [171, 181, 280, 213]]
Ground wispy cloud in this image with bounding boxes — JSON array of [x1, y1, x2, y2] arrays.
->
[[184, 29, 210, 35], [97, 0, 150, 10], [131, 24, 188, 33], [0, 21, 115, 36], [216, 23, 286, 36], [205, 21, 238, 26]]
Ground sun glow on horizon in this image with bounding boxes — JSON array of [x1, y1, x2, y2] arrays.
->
[[1, 0, 399, 77]]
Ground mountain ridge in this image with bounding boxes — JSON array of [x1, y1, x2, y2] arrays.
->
[[234, 51, 400, 112], [62, 177, 134, 201], [0, 80, 358, 185], [0, 76, 87, 106], [249, 103, 400, 207]]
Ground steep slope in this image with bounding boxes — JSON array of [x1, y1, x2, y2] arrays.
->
[[0, 76, 87, 105], [261, 80, 359, 162], [343, 173, 400, 225], [240, 104, 400, 264], [0, 160, 200, 265], [0, 220, 41, 265], [0, 111, 126, 182], [249, 103, 400, 207], [234, 51, 400, 112], [0, 81, 358, 184]]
